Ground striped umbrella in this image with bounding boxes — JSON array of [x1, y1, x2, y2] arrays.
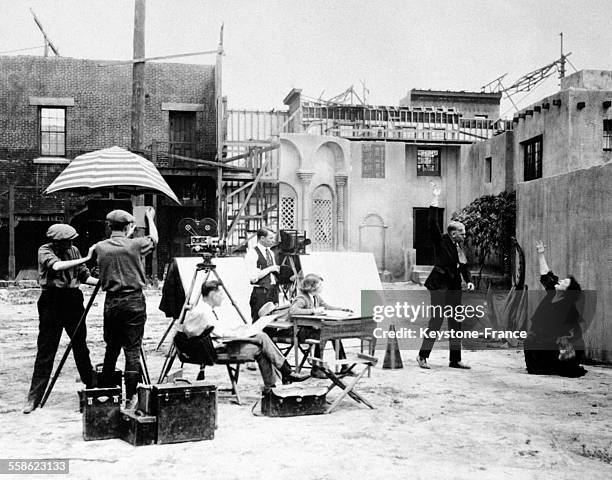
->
[[44, 146, 181, 204]]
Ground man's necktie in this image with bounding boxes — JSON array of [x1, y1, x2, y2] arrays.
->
[[265, 248, 276, 284], [265, 248, 274, 266]]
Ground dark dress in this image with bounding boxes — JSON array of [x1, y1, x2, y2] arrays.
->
[[523, 271, 587, 377]]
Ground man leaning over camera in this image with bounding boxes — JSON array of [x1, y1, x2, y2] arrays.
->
[[94, 208, 158, 409]]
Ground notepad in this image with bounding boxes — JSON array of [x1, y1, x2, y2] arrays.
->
[[215, 313, 282, 341], [320, 310, 354, 318]]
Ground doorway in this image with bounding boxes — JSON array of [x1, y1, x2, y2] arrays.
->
[[169, 111, 197, 157], [413, 207, 444, 265]]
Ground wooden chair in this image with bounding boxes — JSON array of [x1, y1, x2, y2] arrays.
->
[[213, 352, 255, 405], [174, 335, 256, 405]]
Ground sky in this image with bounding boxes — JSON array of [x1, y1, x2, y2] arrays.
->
[[1, 0, 611, 117]]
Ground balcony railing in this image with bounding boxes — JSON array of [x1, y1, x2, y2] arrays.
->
[[141, 140, 210, 168], [0, 185, 81, 219]]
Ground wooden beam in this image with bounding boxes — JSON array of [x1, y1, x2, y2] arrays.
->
[[8, 185, 16, 281], [131, 0, 146, 153], [217, 166, 224, 240], [221, 148, 254, 164], [98, 49, 219, 67], [227, 215, 263, 221], [221, 144, 279, 164], [156, 151, 250, 171], [30, 9, 60, 57], [225, 181, 254, 200], [216, 24, 225, 240], [225, 140, 275, 147], [131, 0, 146, 212], [258, 203, 278, 217], [225, 152, 271, 241], [14, 214, 64, 222], [221, 172, 257, 182], [457, 129, 489, 140], [63, 192, 70, 223], [228, 232, 257, 255], [156, 168, 217, 177]]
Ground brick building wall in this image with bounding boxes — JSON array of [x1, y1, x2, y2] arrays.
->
[[0, 55, 217, 278], [0, 55, 215, 164]]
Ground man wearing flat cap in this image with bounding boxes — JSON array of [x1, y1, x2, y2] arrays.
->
[[94, 208, 158, 408], [23, 224, 98, 413]]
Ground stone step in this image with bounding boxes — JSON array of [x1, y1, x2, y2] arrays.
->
[[411, 265, 433, 285]]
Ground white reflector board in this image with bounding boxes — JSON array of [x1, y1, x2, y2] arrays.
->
[[298, 252, 382, 315]]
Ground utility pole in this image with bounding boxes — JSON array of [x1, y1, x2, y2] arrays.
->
[[8, 185, 16, 281], [131, 0, 146, 153], [131, 0, 150, 277], [216, 25, 225, 241], [131, 0, 145, 212], [30, 9, 60, 57], [559, 32, 566, 79]]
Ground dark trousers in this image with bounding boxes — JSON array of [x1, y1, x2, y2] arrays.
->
[[218, 333, 288, 388], [101, 291, 146, 398], [419, 289, 463, 363], [249, 285, 279, 322], [27, 288, 93, 404]]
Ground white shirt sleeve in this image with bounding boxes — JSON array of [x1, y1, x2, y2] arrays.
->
[[245, 246, 262, 284], [182, 302, 215, 338]]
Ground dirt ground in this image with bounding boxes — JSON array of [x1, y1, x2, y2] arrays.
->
[[0, 285, 611, 480]]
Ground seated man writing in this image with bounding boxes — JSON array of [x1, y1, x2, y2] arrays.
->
[[180, 280, 308, 390]]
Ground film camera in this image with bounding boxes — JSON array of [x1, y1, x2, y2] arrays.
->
[[178, 217, 224, 257], [279, 230, 311, 255], [277, 230, 311, 286]]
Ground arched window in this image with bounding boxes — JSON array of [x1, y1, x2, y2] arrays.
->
[[311, 185, 334, 251], [359, 214, 386, 271], [279, 183, 298, 230]]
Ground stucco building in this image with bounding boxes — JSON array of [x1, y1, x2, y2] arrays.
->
[[460, 70, 612, 362], [460, 69, 612, 205], [256, 88, 506, 278], [262, 71, 612, 283]]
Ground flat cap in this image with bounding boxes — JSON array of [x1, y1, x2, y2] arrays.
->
[[106, 209, 134, 224], [46, 224, 78, 241]]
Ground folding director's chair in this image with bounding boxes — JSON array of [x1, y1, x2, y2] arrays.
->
[[309, 353, 378, 414]]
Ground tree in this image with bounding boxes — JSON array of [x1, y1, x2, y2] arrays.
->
[[452, 191, 516, 288]]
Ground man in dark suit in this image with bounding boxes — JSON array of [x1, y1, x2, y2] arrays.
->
[[245, 228, 280, 322], [417, 181, 474, 370]]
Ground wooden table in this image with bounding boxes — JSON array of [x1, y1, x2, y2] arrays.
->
[[273, 314, 377, 372]]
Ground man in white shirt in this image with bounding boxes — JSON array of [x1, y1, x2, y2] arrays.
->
[[244, 228, 280, 322], [182, 280, 308, 389]]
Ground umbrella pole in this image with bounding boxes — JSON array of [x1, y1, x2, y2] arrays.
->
[[40, 282, 102, 408]]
